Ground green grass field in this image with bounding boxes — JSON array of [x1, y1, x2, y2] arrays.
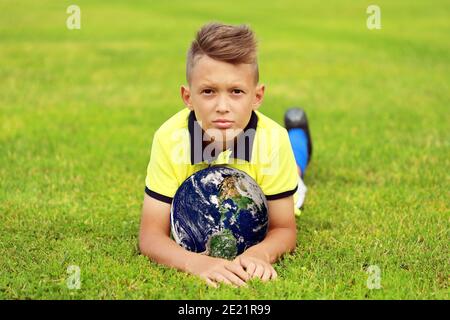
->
[[0, 0, 449, 299]]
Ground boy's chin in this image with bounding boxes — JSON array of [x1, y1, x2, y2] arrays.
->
[[205, 128, 243, 143]]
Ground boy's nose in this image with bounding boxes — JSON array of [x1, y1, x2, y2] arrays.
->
[[215, 96, 230, 113]]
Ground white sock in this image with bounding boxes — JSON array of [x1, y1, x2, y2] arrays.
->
[[295, 177, 307, 209]]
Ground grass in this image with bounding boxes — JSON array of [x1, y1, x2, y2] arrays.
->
[[0, 0, 449, 299]]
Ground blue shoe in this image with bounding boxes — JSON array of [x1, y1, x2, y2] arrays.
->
[[284, 107, 313, 163]]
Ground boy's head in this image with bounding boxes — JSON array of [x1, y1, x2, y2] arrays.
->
[[181, 22, 265, 144]]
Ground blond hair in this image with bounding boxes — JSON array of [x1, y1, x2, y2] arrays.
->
[[186, 22, 259, 85]]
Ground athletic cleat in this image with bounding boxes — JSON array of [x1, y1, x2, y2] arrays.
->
[[284, 107, 313, 163]]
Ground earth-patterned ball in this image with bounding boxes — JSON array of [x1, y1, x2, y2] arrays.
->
[[170, 165, 268, 260]]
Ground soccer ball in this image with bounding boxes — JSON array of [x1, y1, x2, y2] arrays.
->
[[170, 166, 268, 260]]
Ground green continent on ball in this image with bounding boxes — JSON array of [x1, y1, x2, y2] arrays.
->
[[207, 229, 238, 260]]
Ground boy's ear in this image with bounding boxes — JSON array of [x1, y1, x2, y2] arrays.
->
[[252, 84, 265, 110], [180, 85, 194, 111]]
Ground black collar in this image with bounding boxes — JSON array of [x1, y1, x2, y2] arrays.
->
[[188, 111, 258, 165]]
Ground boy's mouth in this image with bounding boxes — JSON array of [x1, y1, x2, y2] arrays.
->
[[212, 119, 234, 129]]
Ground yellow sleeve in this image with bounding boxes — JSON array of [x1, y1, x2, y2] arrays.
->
[[259, 129, 299, 200], [144, 130, 179, 204]]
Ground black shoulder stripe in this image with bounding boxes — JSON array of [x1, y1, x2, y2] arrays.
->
[[145, 186, 173, 204], [266, 185, 298, 201]]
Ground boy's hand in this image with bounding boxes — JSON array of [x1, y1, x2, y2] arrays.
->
[[186, 254, 250, 288], [233, 255, 278, 282]]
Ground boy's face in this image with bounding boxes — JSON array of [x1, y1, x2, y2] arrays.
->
[[181, 55, 265, 144]]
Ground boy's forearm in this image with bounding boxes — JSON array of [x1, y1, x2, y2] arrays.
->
[[140, 227, 296, 270], [139, 233, 202, 273], [240, 227, 297, 264]]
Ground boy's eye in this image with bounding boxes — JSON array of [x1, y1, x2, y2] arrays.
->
[[201, 89, 243, 95]]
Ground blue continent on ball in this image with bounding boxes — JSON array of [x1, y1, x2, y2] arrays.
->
[[170, 165, 269, 260]]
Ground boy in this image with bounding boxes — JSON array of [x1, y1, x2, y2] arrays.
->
[[139, 22, 312, 288]]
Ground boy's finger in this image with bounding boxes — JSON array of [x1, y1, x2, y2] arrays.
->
[[235, 256, 248, 268], [232, 256, 243, 266], [271, 267, 278, 280], [225, 263, 250, 282], [245, 262, 256, 277], [253, 265, 264, 279], [221, 269, 247, 287], [261, 267, 272, 282], [205, 277, 218, 288], [211, 272, 234, 287]]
